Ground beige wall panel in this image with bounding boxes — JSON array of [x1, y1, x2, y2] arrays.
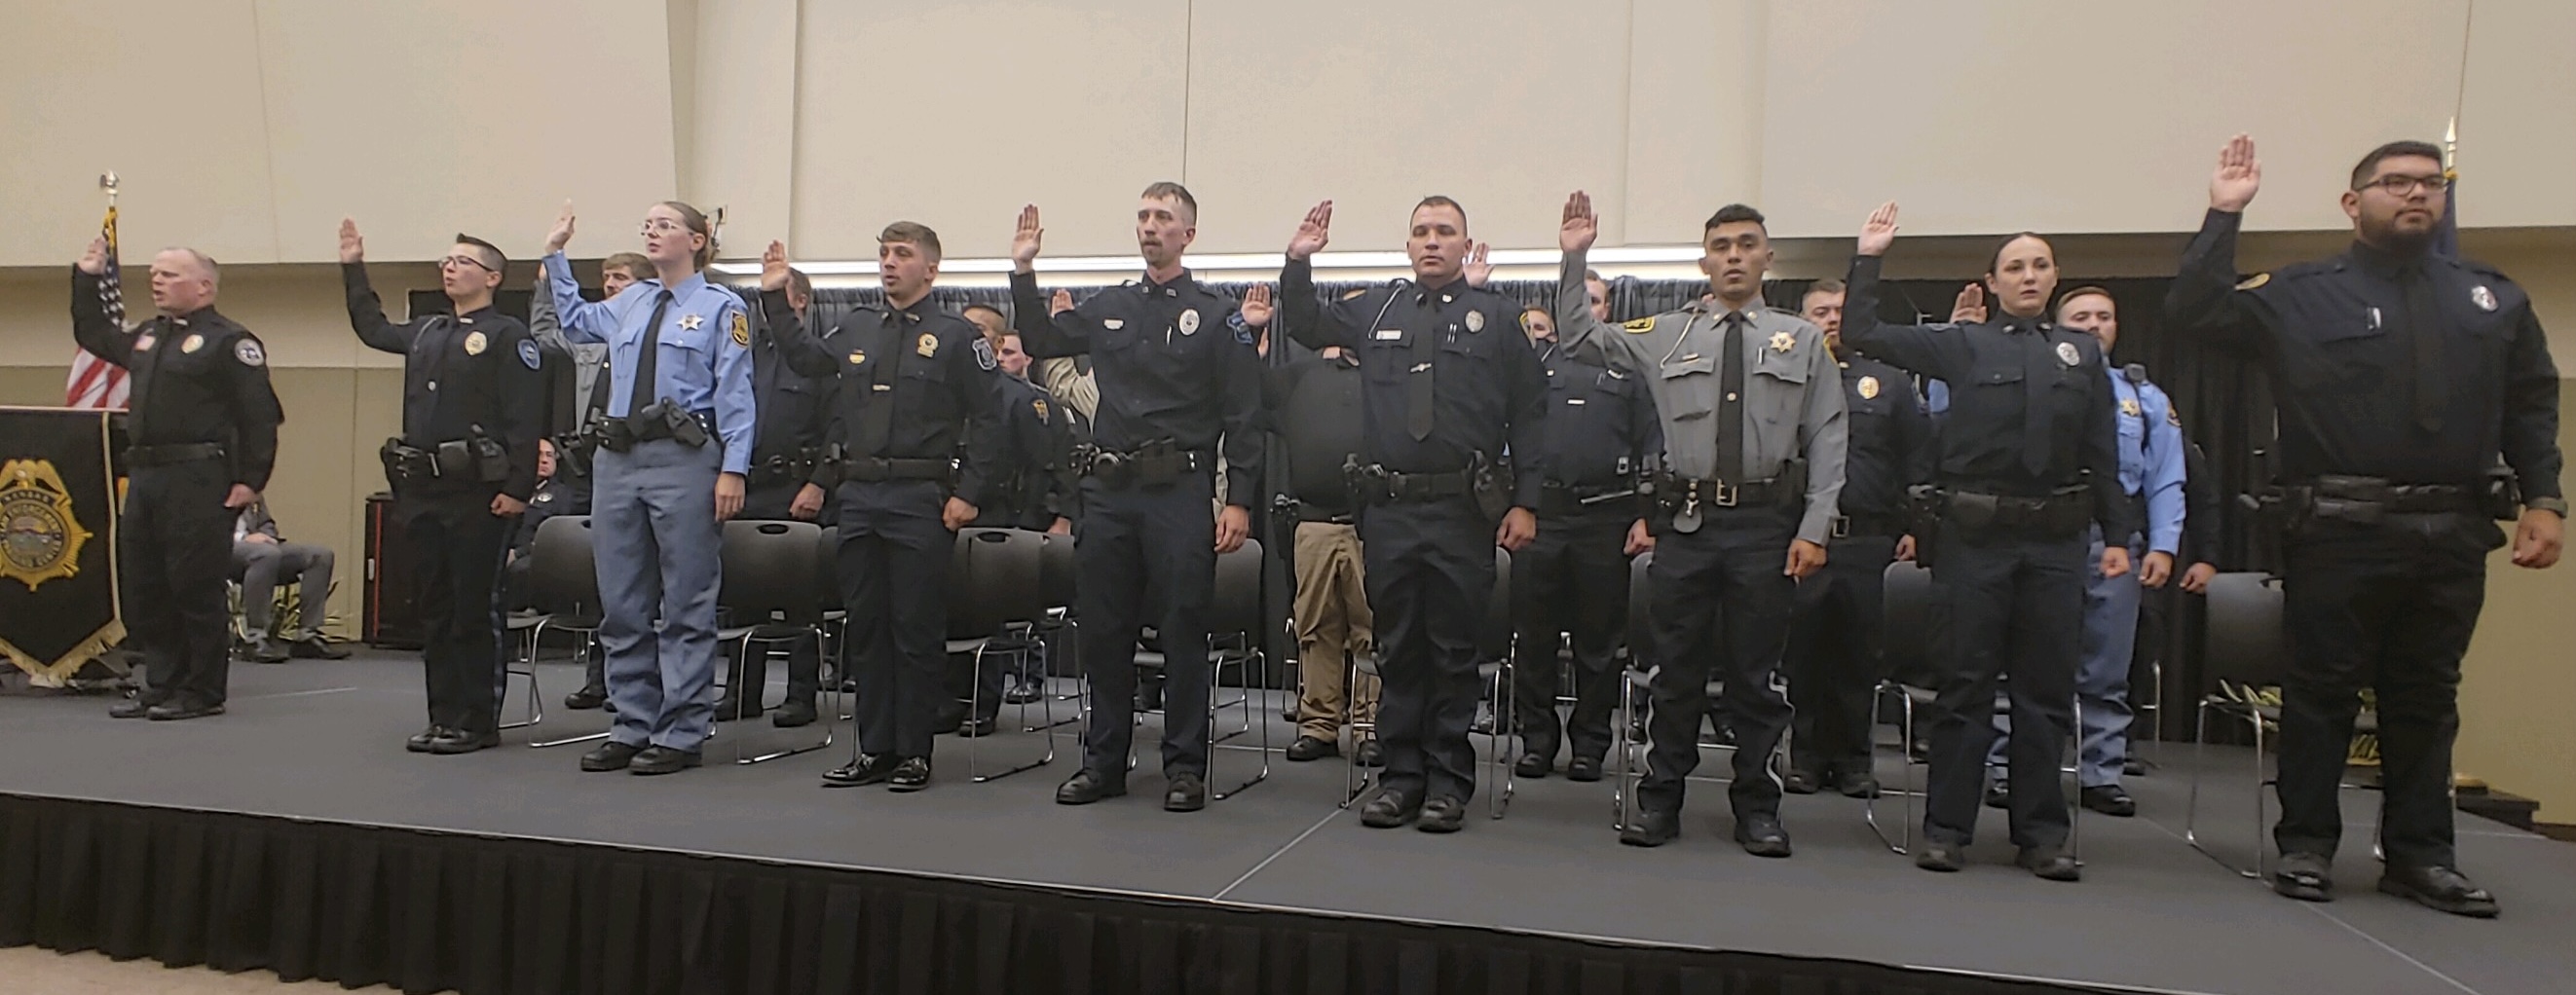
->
[[1183, 0, 1633, 255], [0, 367, 73, 408], [684, 0, 801, 254], [0, 0, 281, 267], [791, 1, 1188, 261], [2457, 387, 2576, 816], [2455, 0, 2576, 229], [1759, 0, 2468, 240], [253, 0, 680, 264], [1622, 0, 1764, 246]]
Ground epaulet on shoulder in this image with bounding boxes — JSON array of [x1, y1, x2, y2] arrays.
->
[[2449, 255, 2509, 280]]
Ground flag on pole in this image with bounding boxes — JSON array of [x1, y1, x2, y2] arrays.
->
[[64, 203, 130, 409], [2433, 119, 2460, 259]]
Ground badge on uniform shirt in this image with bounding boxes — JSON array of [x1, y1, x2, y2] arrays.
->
[[2471, 285, 2497, 312], [1622, 316, 1656, 334], [916, 332, 939, 358], [234, 339, 265, 367], [971, 335, 997, 370], [181, 334, 205, 353], [1103, 318, 1125, 330], [1177, 308, 1200, 336], [730, 311, 751, 346], [463, 330, 488, 355], [1032, 397, 1050, 424], [1768, 330, 1794, 352], [846, 349, 867, 366], [680, 313, 704, 331], [1857, 375, 1880, 400], [135, 334, 157, 351], [2055, 341, 2081, 367], [1464, 311, 1484, 333], [2120, 397, 2142, 418], [517, 339, 541, 370]]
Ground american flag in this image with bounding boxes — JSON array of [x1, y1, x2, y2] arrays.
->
[[65, 203, 131, 409]]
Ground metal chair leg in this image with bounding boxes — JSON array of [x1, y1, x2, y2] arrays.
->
[[969, 642, 1053, 784], [528, 620, 612, 748], [1863, 681, 1906, 854], [499, 622, 545, 731], [1212, 645, 1271, 800], [736, 628, 837, 764], [1486, 656, 1515, 820]]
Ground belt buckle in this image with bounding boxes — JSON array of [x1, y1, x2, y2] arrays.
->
[[1709, 482, 1739, 508]]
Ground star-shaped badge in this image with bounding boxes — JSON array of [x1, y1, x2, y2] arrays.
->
[[680, 313, 704, 330], [1768, 330, 1794, 352]]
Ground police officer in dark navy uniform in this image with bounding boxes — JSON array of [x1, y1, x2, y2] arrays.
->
[[503, 438, 584, 610], [1843, 203, 2136, 881], [340, 220, 544, 754], [759, 228, 1011, 793], [1782, 277, 1930, 799], [720, 266, 834, 729], [1280, 197, 1548, 834], [1011, 184, 1267, 814], [1509, 305, 1658, 784], [74, 240, 283, 721], [966, 307, 1077, 535], [2167, 135, 2562, 917]]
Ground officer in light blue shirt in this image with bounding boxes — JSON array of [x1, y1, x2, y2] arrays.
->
[[1989, 286, 2184, 817], [540, 200, 755, 776]]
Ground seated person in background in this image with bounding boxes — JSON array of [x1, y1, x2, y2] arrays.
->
[[231, 499, 350, 662], [504, 438, 588, 611]]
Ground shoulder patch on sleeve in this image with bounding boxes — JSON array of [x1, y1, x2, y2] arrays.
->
[[971, 335, 997, 371], [517, 338, 542, 370], [1621, 316, 1657, 334], [729, 310, 751, 347], [2166, 401, 2184, 427], [1340, 288, 1368, 301], [234, 337, 266, 367], [2234, 272, 2269, 291]]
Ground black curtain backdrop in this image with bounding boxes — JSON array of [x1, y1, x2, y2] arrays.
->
[[0, 793, 2096, 995]]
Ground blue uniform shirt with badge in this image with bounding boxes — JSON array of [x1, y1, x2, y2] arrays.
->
[[2109, 364, 2186, 555], [542, 252, 757, 475]]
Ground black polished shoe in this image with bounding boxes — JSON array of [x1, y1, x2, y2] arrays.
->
[[109, 698, 154, 719], [1984, 783, 2010, 810], [1284, 735, 1338, 762], [1354, 740, 1385, 768], [2017, 844, 2081, 882], [2272, 852, 2334, 903], [1055, 768, 1127, 805], [579, 741, 643, 772], [429, 727, 499, 755], [771, 697, 817, 728], [1838, 767, 1882, 799], [146, 700, 225, 721], [1003, 679, 1043, 705], [887, 756, 932, 792], [1165, 774, 1207, 812], [406, 726, 445, 754], [953, 715, 999, 738], [629, 746, 702, 775], [1780, 767, 1822, 794], [822, 753, 900, 788], [289, 635, 351, 660], [1415, 794, 1467, 833], [2080, 784, 2137, 817], [1513, 751, 1552, 780], [249, 637, 291, 664], [1736, 813, 1793, 858], [2379, 864, 2499, 918], [1915, 842, 1965, 872], [563, 685, 608, 711], [1620, 808, 1679, 847], [1565, 755, 1603, 783], [1358, 788, 1421, 829]]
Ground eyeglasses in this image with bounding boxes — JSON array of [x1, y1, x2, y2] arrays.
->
[[639, 219, 691, 236], [2359, 173, 2449, 196], [439, 254, 496, 272]]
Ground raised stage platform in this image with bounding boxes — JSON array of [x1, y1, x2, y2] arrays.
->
[[2, 652, 2567, 995]]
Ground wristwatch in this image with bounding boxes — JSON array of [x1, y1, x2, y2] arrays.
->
[[2529, 497, 2569, 518]]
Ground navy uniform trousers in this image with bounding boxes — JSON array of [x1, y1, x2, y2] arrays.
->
[[1635, 504, 1797, 818], [1076, 471, 1216, 781], [1359, 496, 1494, 803], [1922, 520, 2083, 849]]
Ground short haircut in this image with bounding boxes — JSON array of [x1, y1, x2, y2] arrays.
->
[[1986, 232, 2052, 274], [1584, 269, 1604, 283], [160, 247, 220, 286], [786, 268, 812, 299], [1139, 181, 1198, 223], [657, 201, 718, 269], [2350, 139, 2445, 190], [960, 302, 1006, 323], [1703, 203, 1767, 236], [879, 221, 942, 263], [2056, 284, 2117, 317], [453, 233, 506, 271], [601, 251, 653, 276], [1413, 195, 1467, 229], [1801, 277, 1846, 307]]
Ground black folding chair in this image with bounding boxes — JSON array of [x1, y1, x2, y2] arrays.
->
[[522, 516, 610, 749], [942, 528, 1057, 782], [713, 520, 830, 764]]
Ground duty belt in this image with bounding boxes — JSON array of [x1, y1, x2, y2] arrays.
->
[[2258, 474, 2491, 532], [1077, 442, 1203, 489], [1938, 486, 2092, 536], [128, 441, 225, 467], [748, 451, 817, 486], [1349, 463, 1474, 504], [1831, 511, 1909, 538], [1537, 480, 1639, 518], [1655, 473, 1793, 534]]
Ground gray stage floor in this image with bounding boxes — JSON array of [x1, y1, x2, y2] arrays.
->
[[3, 652, 2567, 995]]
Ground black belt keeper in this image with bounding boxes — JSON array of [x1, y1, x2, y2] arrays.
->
[[129, 441, 226, 467], [1832, 511, 1910, 539]]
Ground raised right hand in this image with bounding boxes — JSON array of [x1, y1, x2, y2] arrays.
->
[[761, 240, 791, 292], [1857, 201, 1899, 257], [1287, 201, 1332, 261], [2210, 133, 2262, 212], [1049, 289, 1074, 316], [1011, 204, 1044, 272], [543, 201, 577, 254], [1560, 191, 1599, 255], [338, 217, 365, 264], [77, 237, 107, 275]]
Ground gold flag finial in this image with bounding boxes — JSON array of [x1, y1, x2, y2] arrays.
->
[[98, 172, 119, 203], [2444, 118, 2458, 171]]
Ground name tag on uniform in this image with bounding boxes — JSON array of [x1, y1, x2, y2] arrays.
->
[[1374, 328, 1403, 341], [1565, 397, 1587, 405]]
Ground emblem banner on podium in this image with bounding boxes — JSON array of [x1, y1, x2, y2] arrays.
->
[[0, 407, 122, 681]]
